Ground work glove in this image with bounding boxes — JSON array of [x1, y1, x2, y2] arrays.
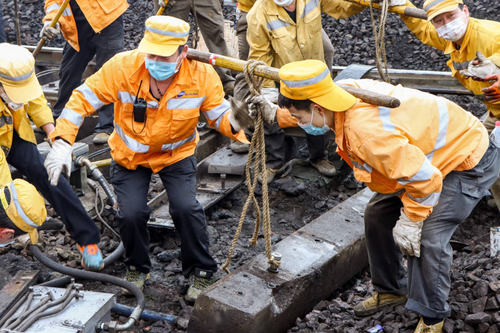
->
[[387, 0, 406, 6], [392, 208, 424, 257], [44, 138, 73, 186], [247, 95, 278, 124], [228, 96, 253, 131], [482, 74, 500, 103], [158, 0, 167, 7], [460, 51, 500, 80], [261, 87, 279, 104], [39, 21, 61, 42]]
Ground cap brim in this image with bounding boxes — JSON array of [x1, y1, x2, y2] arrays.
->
[[427, 4, 459, 21], [138, 39, 179, 57], [28, 228, 38, 245], [311, 84, 357, 112], [2, 72, 42, 104]]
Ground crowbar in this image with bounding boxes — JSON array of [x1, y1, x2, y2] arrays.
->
[[187, 48, 402, 108], [157, 0, 169, 15], [33, 0, 71, 58], [344, 0, 427, 20]]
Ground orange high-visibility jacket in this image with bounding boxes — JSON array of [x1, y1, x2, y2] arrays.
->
[[277, 79, 488, 221], [246, 0, 365, 88], [43, 0, 128, 52], [401, 3, 500, 117], [49, 49, 249, 173]]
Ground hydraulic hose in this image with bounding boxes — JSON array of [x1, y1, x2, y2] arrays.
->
[[29, 244, 144, 332], [111, 303, 176, 324], [38, 242, 125, 288], [76, 156, 118, 209]]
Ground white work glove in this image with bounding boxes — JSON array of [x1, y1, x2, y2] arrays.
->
[[392, 208, 424, 257], [247, 95, 278, 124], [228, 96, 254, 131], [44, 139, 73, 186], [158, 0, 167, 7], [460, 51, 500, 80], [388, 0, 406, 6], [39, 21, 61, 42], [261, 88, 279, 104]]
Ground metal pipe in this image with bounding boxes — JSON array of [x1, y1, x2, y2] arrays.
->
[[111, 303, 177, 324], [5, 294, 53, 330], [343, 0, 428, 20], [76, 156, 118, 209], [0, 293, 29, 328], [28, 245, 145, 332], [92, 158, 112, 168]]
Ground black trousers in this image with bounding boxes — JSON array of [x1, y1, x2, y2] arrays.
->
[[264, 122, 332, 169], [53, 1, 124, 134], [110, 156, 217, 277], [7, 131, 100, 245]]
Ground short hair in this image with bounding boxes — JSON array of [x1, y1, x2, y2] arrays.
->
[[278, 93, 314, 112]]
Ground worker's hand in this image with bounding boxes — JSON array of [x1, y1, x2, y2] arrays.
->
[[158, 0, 168, 7], [39, 21, 61, 42], [460, 51, 500, 80], [261, 88, 279, 104], [482, 74, 500, 103], [247, 95, 278, 124], [392, 208, 424, 257], [387, 0, 406, 6], [228, 96, 253, 131], [44, 138, 73, 186]]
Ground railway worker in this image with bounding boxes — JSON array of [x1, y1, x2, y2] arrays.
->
[[0, 178, 47, 249], [398, 0, 500, 210], [39, 0, 128, 145], [43, 16, 251, 302], [241, 0, 406, 183], [0, 43, 103, 270], [158, 0, 236, 97], [244, 59, 500, 333]]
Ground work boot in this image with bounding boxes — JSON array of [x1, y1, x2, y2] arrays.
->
[[353, 291, 408, 317], [77, 244, 104, 271], [230, 140, 250, 154], [257, 167, 279, 184], [310, 159, 337, 177], [185, 268, 217, 303], [414, 317, 444, 333], [93, 132, 110, 145], [121, 266, 151, 295]]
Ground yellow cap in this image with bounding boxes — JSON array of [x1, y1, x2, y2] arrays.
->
[[279, 60, 357, 112], [0, 43, 42, 104], [423, 0, 463, 21], [138, 16, 189, 57], [0, 179, 46, 244]]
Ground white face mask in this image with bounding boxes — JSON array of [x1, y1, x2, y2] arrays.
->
[[274, 0, 294, 7], [436, 15, 468, 42], [0, 86, 23, 111]]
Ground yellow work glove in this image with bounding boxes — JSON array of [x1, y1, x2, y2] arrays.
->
[[392, 208, 424, 257], [40, 21, 61, 42]]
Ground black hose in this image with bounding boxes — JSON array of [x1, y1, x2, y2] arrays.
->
[[37, 242, 125, 288], [29, 245, 144, 331]]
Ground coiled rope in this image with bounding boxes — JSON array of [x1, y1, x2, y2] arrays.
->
[[221, 60, 280, 274]]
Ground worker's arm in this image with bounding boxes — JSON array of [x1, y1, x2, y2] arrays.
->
[[25, 93, 54, 130], [49, 59, 118, 144], [246, 13, 277, 89], [398, 0, 447, 51], [355, 131, 443, 222], [321, 0, 366, 20]]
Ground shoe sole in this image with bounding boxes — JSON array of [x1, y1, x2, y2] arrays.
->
[[354, 297, 408, 317]]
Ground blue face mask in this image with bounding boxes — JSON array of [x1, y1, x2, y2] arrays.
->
[[145, 57, 179, 81], [298, 110, 330, 136]]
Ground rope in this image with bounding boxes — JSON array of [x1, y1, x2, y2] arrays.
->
[[221, 60, 281, 274], [369, 0, 390, 82], [191, 0, 200, 50]]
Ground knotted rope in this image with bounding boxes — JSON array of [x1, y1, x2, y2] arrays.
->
[[370, 0, 390, 82], [221, 60, 280, 274]]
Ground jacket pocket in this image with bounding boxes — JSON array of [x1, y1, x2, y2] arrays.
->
[[170, 108, 200, 141], [304, 10, 321, 39], [96, 0, 123, 14], [271, 28, 294, 54]]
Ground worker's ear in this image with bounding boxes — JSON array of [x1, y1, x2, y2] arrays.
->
[[180, 45, 189, 60], [312, 103, 326, 116], [0, 228, 15, 243]]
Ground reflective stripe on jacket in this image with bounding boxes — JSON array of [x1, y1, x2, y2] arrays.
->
[[49, 49, 249, 173], [43, 0, 128, 51], [246, 0, 365, 88], [277, 79, 488, 221], [400, 4, 500, 117], [0, 95, 53, 151]]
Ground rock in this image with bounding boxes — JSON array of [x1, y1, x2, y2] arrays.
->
[[465, 312, 491, 325]]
